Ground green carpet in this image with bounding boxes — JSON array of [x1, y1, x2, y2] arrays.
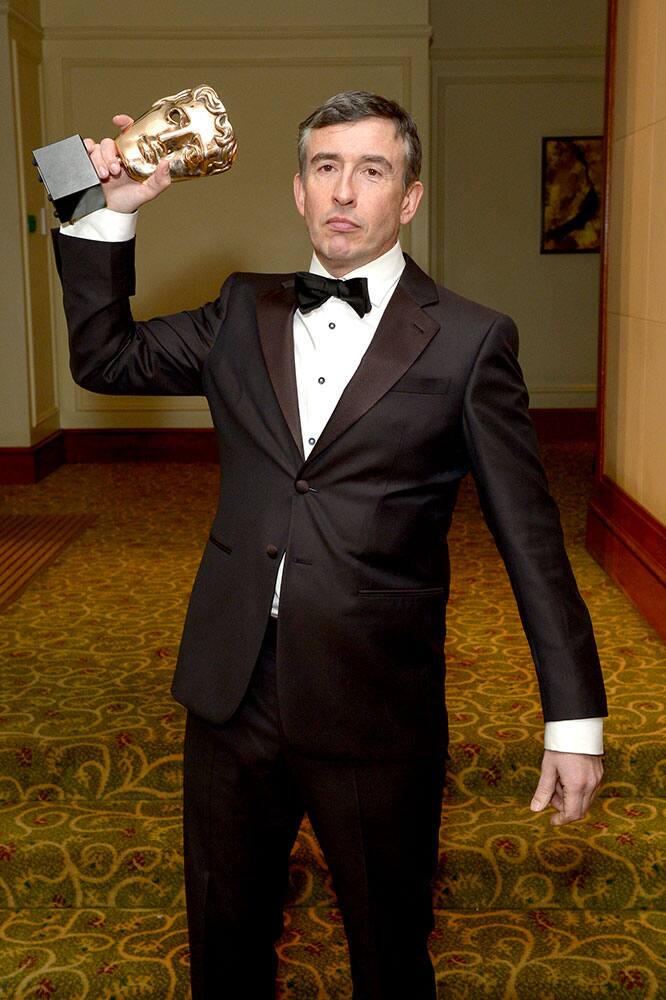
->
[[0, 446, 664, 998]]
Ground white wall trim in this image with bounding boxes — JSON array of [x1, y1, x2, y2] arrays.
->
[[430, 45, 605, 63], [10, 35, 34, 429], [3, 3, 42, 37], [45, 24, 432, 42], [432, 73, 604, 86], [529, 383, 597, 395], [74, 387, 210, 413]]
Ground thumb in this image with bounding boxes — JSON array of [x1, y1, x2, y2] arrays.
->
[[112, 113, 134, 132], [145, 158, 172, 198], [530, 763, 556, 812], [155, 158, 172, 184]]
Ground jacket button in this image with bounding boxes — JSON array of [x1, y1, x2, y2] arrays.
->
[[295, 479, 309, 494], [266, 544, 279, 558]]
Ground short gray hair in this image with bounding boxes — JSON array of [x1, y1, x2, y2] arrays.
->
[[298, 91, 422, 190]]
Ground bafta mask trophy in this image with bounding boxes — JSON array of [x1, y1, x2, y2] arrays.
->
[[115, 84, 237, 181], [32, 84, 237, 222]]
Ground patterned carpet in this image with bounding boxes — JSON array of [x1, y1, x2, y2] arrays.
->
[[0, 445, 664, 999], [0, 515, 96, 611]]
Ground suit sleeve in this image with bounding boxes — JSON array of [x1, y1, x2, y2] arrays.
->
[[462, 313, 607, 723], [52, 230, 233, 396]]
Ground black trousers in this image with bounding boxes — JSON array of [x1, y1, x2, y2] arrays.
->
[[183, 620, 446, 999]]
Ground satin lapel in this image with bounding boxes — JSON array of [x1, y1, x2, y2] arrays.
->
[[306, 276, 440, 465], [256, 284, 304, 460]]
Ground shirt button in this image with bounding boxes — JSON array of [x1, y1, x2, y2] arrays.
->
[[295, 479, 309, 494], [266, 544, 279, 558], [318, 377, 325, 384], [328, 322, 335, 329], [308, 437, 316, 446]]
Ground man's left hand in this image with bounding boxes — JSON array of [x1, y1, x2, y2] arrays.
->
[[530, 750, 603, 826]]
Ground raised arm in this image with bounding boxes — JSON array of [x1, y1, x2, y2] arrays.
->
[[53, 116, 229, 397]]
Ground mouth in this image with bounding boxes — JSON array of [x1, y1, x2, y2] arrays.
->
[[138, 135, 166, 165], [326, 216, 360, 232]]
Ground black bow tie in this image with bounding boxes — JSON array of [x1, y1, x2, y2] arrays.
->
[[295, 272, 372, 319]]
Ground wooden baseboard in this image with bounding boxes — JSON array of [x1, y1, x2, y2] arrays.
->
[[586, 476, 666, 640], [530, 407, 596, 444], [63, 428, 218, 463], [0, 432, 66, 484], [0, 408, 596, 482]]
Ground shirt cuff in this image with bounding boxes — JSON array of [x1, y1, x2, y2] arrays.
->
[[59, 207, 138, 242], [544, 717, 604, 755]]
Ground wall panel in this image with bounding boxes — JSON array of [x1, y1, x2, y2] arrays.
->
[[431, 50, 605, 408]]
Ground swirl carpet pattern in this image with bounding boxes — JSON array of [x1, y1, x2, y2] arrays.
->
[[0, 445, 664, 998]]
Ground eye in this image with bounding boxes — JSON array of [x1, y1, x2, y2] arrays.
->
[[364, 167, 381, 178], [167, 107, 185, 126]]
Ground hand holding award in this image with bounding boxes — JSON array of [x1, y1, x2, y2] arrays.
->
[[33, 84, 237, 221]]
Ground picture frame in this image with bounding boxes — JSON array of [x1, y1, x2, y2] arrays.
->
[[540, 136, 603, 253]]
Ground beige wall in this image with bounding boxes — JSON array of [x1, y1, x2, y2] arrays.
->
[[604, 0, 666, 523], [430, 0, 607, 408]]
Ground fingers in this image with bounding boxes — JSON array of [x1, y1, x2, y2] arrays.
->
[[83, 115, 133, 180], [83, 136, 123, 180], [551, 768, 602, 827], [530, 754, 556, 812], [82, 122, 171, 213], [532, 750, 604, 827]]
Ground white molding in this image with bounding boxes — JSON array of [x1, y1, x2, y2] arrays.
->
[[45, 23, 431, 42], [432, 73, 604, 86], [10, 35, 35, 429], [529, 383, 597, 395], [74, 386, 210, 413], [430, 45, 605, 63], [33, 403, 58, 426], [528, 390, 597, 408], [3, 3, 42, 37]]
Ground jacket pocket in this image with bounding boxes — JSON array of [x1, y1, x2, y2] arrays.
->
[[358, 587, 445, 598], [208, 533, 232, 555], [389, 376, 450, 395]]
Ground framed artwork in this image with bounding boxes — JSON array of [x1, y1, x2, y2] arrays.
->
[[540, 136, 603, 253]]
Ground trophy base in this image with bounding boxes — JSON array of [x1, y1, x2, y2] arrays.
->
[[32, 135, 106, 223]]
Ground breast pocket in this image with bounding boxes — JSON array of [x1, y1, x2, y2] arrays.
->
[[389, 376, 451, 395]]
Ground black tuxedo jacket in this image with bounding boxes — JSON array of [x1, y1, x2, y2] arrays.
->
[[53, 232, 607, 760]]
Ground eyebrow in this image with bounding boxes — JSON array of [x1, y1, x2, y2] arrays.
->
[[310, 152, 395, 172]]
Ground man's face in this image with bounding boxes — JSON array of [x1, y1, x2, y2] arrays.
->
[[117, 94, 231, 181], [293, 117, 423, 276]]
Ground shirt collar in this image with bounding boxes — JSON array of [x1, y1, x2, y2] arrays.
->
[[308, 242, 405, 309]]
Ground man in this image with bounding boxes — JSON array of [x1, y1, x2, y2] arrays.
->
[[53, 91, 607, 1000]]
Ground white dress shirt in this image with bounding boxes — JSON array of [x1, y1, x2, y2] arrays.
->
[[61, 208, 603, 754]]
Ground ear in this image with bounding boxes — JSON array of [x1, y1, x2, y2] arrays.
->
[[399, 181, 424, 226], [293, 173, 305, 217]]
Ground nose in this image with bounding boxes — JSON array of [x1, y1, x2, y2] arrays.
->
[[157, 126, 193, 148], [333, 168, 355, 206]]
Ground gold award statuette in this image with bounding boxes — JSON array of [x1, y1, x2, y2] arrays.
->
[[115, 84, 237, 181], [32, 84, 237, 222]]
